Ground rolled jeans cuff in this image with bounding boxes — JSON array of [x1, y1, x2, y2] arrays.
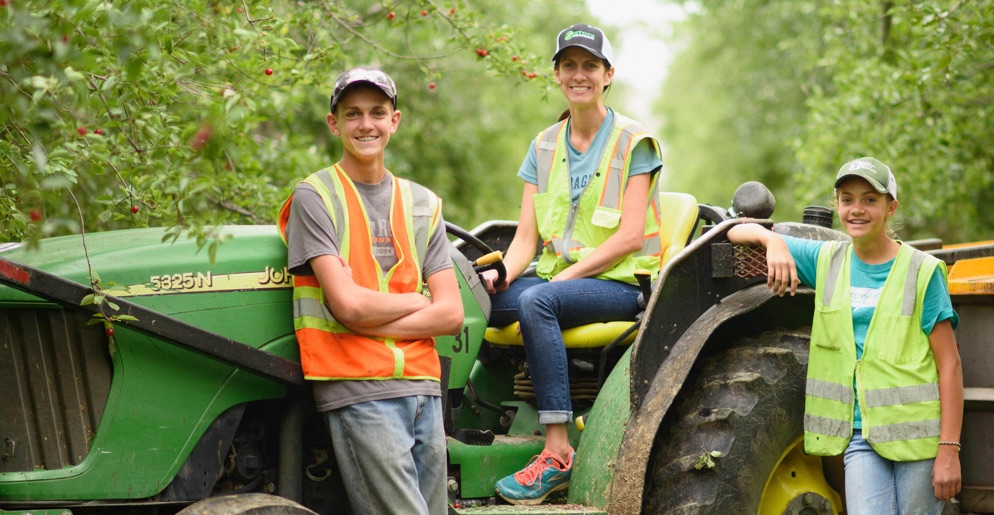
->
[[538, 410, 572, 425]]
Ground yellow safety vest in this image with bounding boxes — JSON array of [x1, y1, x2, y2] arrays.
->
[[804, 242, 945, 461], [532, 113, 662, 284], [277, 165, 443, 381]]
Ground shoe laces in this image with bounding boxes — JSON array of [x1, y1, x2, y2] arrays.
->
[[514, 450, 564, 486]]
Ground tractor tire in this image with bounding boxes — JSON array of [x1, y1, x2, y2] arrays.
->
[[176, 493, 318, 515], [643, 328, 832, 514]]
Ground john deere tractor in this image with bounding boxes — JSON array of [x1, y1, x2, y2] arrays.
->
[[2, 183, 992, 514]]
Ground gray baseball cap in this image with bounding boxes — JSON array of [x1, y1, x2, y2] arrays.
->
[[835, 157, 898, 200], [553, 23, 614, 67], [330, 67, 397, 112]]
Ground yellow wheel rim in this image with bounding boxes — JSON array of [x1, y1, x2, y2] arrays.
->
[[758, 437, 844, 515]]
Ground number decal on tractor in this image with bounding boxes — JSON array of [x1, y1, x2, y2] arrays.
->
[[452, 326, 471, 354], [150, 272, 214, 291], [118, 266, 293, 297]]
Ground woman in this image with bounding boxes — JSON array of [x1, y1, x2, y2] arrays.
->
[[483, 23, 663, 505], [727, 157, 963, 514]]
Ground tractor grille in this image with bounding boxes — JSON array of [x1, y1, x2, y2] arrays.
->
[[0, 308, 112, 472], [734, 245, 769, 278]]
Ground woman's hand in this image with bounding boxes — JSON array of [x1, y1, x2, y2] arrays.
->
[[932, 445, 962, 501], [481, 268, 509, 294]]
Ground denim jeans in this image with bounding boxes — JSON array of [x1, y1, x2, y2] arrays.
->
[[490, 276, 640, 424], [843, 430, 944, 515], [324, 395, 447, 515]]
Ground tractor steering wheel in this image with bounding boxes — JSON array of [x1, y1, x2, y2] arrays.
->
[[445, 222, 507, 289]]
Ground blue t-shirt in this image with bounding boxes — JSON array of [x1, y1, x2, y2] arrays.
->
[[782, 234, 958, 428], [517, 109, 662, 202]]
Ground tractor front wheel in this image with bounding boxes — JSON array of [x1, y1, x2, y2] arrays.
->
[[643, 328, 843, 514]]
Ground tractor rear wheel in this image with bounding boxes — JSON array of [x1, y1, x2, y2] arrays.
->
[[643, 328, 842, 514], [176, 493, 318, 514]]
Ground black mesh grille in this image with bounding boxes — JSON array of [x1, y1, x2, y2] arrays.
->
[[734, 245, 769, 278], [0, 308, 112, 472]]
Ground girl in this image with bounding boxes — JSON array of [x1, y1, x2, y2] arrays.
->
[[727, 157, 963, 514]]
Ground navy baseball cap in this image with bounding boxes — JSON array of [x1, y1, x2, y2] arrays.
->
[[553, 23, 614, 67]]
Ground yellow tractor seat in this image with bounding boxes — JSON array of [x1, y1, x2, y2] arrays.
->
[[484, 191, 699, 349], [485, 320, 637, 348]]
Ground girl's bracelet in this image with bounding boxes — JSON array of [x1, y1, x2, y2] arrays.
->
[[938, 441, 962, 451]]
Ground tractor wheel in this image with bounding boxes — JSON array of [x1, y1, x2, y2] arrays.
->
[[643, 328, 843, 514], [176, 493, 318, 515]]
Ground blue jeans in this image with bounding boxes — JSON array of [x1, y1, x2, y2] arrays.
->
[[324, 396, 447, 515], [490, 276, 640, 424], [843, 430, 944, 515]]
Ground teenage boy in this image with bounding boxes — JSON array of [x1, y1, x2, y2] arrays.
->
[[278, 67, 463, 515]]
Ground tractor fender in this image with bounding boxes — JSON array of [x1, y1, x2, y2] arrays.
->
[[607, 284, 790, 515]]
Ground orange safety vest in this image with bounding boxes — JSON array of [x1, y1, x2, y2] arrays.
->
[[277, 164, 443, 382]]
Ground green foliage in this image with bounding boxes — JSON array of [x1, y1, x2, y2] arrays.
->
[[657, 0, 826, 219], [797, 1, 994, 242], [658, 0, 994, 242], [1, 0, 582, 249], [693, 449, 723, 471]]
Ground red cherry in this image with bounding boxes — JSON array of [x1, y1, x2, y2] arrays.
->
[[387, 11, 395, 20], [521, 70, 528, 76], [528, 72, 537, 79], [475, 48, 488, 57], [264, 68, 273, 76], [236, 7, 243, 13], [190, 123, 213, 150], [229, 46, 238, 52], [28, 209, 42, 222], [62, 34, 69, 43], [428, 82, 436, 90], [449, 7, 456, 15], [94, 128, 103, 135], [512, 55, 519, 62], [131, 205, 139, 214], [421, 10, 427, 16], [77, 126, 88, 136], [105, 327, 114, 337], [0, 0, 8, 7]]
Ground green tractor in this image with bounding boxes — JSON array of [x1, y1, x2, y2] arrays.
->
[[2, 183, 992, 514]]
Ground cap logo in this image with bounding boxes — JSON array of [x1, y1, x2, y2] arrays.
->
[[564, 30, 597, 41], [848, 160, 876, 172]]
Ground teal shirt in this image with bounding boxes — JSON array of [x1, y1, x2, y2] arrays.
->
[[782, 235, 958, 428], [517, 109, 662, 202]]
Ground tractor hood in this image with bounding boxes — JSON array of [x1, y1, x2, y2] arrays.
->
[[0, 225, 290, 306]]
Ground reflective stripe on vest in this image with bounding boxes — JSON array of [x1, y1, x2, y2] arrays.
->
[[533, 113, 662, 283], [804, 242, 944, 460], [277, 165, 442, 381]]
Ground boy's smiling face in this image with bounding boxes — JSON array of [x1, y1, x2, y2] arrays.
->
[[327, 85, 401, 164]]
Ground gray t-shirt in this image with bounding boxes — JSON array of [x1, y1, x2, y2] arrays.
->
[[285, 172, 452, 411]]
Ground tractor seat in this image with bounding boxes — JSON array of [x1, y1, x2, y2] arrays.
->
[[484, 191, 699, 349]]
